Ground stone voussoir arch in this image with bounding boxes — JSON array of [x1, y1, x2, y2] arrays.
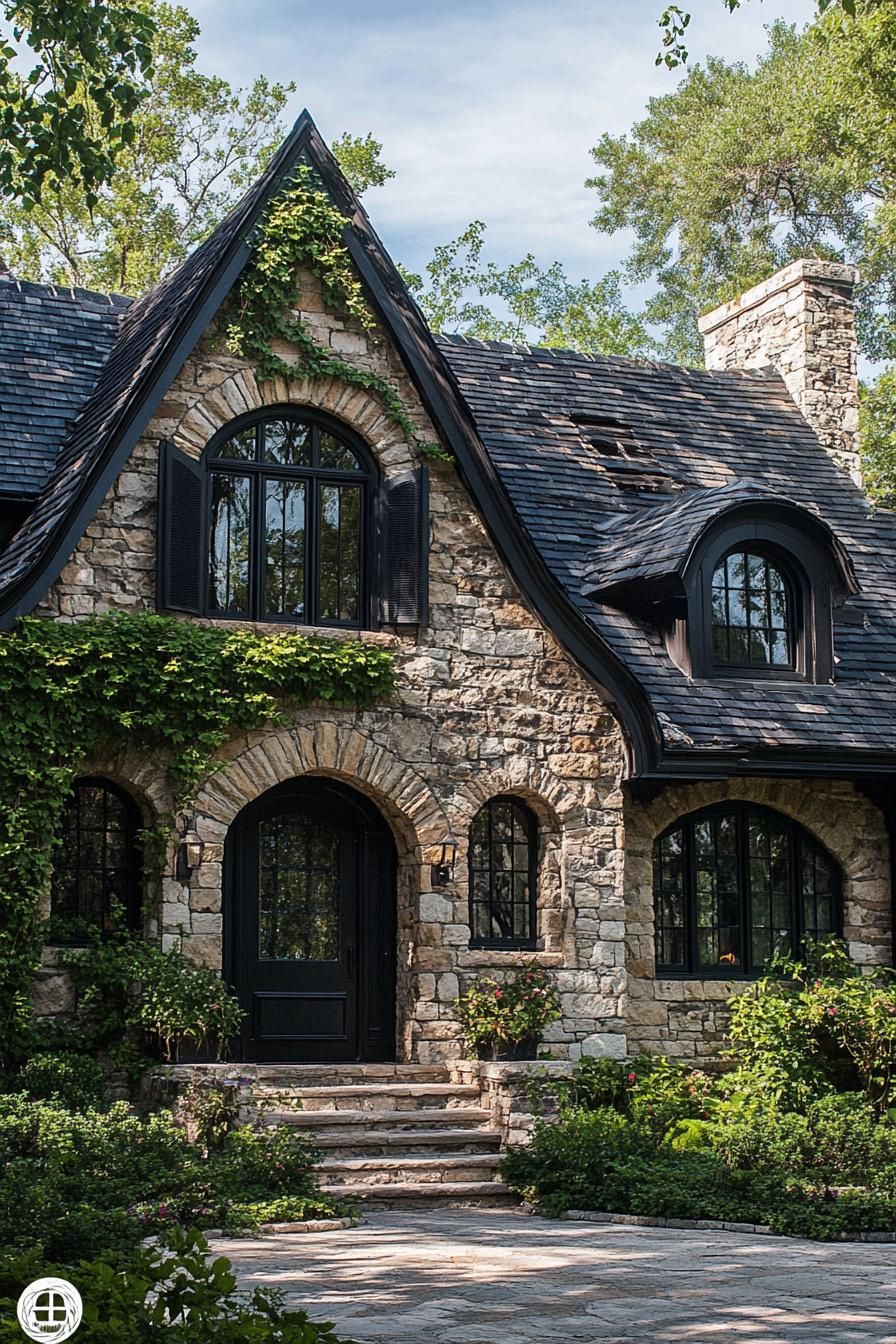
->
[[170, 363, 418, 475], [453, 763, 585, 833], [193, 721, 450, 860]]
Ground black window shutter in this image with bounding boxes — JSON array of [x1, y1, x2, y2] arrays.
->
[[378, 467, 429, 625], [157, 439, 207, 614]]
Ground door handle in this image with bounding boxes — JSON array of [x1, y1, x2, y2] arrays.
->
[[346, 945, 353, 975]]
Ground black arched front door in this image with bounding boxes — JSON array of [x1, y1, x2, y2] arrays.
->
[[225, 779, 396, 1062]]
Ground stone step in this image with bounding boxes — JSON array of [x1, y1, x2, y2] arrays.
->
[[253, 1064, 451, 1088], [266, 1106, 493, 1131], [313, 1127, 502, 1156], [317, 1154, 503, 1185], [270, 1083, 481, 1112], [318, 1179, 515, 1206]]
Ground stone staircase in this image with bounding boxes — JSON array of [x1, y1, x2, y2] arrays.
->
[[254, 1063, 515, 1206]]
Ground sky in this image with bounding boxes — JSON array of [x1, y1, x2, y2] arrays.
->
[[189, 0, 816, 290]]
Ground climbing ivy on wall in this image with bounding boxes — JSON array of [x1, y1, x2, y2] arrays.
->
[[224, 164, 450, 461], [0, 611, 395, 1063]]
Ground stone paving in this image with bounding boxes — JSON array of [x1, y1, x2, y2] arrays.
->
[[214, 1208, 896, 1343]]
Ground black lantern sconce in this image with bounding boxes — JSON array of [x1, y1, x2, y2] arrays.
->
[[431, 831, 458, 888], [175, 814, 205, 882]]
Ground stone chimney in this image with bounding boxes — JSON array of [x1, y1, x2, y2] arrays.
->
[[698, 259, 861, 486]]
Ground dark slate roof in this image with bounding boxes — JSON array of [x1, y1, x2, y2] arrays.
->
[[580, 479, 858, 596], [437, 334, 896, 763], [0, 279, 130, 496]]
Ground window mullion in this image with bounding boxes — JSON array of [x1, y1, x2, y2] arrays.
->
[[685, 821, 697, 975]]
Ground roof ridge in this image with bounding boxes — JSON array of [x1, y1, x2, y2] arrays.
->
[[435, 330, 783, 383], [0, 276, 133, 308]]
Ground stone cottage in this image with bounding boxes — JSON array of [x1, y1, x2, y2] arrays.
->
[[4, 111, 894, 1075]]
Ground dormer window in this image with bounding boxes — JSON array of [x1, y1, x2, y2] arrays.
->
[[711, 550, 794, 670]]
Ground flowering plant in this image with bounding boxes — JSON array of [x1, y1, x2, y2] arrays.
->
[[456, 965, 561, 1049]]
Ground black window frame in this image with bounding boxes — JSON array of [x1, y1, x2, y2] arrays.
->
[[653, 802, 842, 979], [710, 546, 798, 674], [203, 407, 376, 629], [468, 795, 539, 950], [50, 776, 142, 943]]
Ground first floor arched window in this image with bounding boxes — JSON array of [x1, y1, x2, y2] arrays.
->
[[50, 778, 141, 940], [653, 803, 840, 976], [468, 796, 538, 948]]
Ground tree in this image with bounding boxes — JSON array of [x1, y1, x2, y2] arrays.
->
[[0, 2, 392, 294], [590, 9, 896, 365], [0, 0, 155, 209], [656, 0, 857, 67], [859, 371, 896, 508], [404, 220, 654, 357]]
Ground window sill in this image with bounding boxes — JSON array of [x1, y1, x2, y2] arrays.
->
[[465, 948, 564, 968], [191, 615, 405, 649]]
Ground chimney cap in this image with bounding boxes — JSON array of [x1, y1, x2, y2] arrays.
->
[[698, 259, 859, 336]]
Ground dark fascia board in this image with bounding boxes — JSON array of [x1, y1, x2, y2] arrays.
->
[[680, 498, 860, 599], [647, 745, 896, 780], [307, 154, 662, 774], [0, 111, 318, 628]]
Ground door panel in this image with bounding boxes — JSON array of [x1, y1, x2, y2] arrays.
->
[[226, 780, 395, 1062]]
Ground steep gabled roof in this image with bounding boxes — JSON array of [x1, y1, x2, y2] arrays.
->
[[0, 279, 130, 497], [0, 111, 316, 619]]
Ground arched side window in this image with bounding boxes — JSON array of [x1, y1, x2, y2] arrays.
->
[[653, 803, 841, 977], [468, 796, 538, 949], [206, 411, 371, 627], [711, 549, 795, 669], [50, 778, 141, 941]]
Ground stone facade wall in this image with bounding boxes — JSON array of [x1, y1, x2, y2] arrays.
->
[[624, 776, 891, 1058], [698, 259, 862, 486], [35, 269, 630, 1063]]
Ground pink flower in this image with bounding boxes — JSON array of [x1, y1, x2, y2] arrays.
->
[[628, 1072, 637, 1083], [494, 989, 503, 999], [827, 1006, 837, 1017]]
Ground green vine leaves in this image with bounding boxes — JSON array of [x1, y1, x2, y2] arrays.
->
[[223, 164, 450, 462], [0, 612, 396, 1057]]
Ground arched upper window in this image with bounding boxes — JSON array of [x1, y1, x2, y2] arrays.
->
[[50, 778, 141, 941], [468, 797, 538, 949], [206, 411, 371, 627], [653, 803, 841, 977], [711, 549, 794, 669]]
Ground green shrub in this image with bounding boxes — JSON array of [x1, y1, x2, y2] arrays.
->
[[0, 1227, 349, 1341], [18, 1051, 108, 1112], [456, 966, 561, 1049], [0, 1094, 339, 1260]]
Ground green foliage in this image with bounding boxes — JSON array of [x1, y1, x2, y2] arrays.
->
[[504, 942, 896, 1239], [0, 1, 391, 293], [591, 10, 896, 365], [726, 941, 896, 1109], [860, 369, 896, 507], [16, 1050, 108, 1112], [0, 610, 395, 1064], [46, 930, 245, 1070], [456, 965, 562, 1049], [0, 0, 155, 210], [224, 164, 447, 461], [405, 219, 654, 357], [0, 1226, 349, 1341], [655, 0, 855, 69], [0, 1090, 339, 1261]]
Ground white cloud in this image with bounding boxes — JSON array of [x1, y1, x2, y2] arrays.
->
[[188, 0, 816, 282]]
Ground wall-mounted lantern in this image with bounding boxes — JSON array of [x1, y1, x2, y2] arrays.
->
[[175, 814, 205, 882], [430, 831, 458, 888]]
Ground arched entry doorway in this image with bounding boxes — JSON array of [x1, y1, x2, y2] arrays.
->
[[224, 778, 397, 1062]]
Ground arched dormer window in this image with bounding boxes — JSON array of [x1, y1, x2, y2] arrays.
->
[[50, 777, 142, 942], [653, 802, 841, 977], [468, 797, 538, 949], [711, 548, 795, 670], [157, 408, 430, 629]]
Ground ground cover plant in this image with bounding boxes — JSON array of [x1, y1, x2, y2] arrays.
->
[[503, 940, 896, 1240], [0, 1056, 347, 1264]]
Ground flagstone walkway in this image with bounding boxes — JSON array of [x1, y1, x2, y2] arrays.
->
[[215, 1208, 896, 1343]]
